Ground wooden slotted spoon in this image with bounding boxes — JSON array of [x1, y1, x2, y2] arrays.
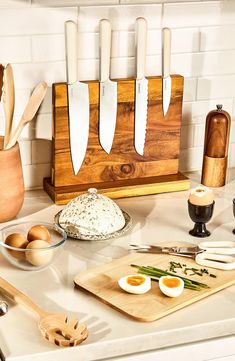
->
[[0, 276, 88, 347]]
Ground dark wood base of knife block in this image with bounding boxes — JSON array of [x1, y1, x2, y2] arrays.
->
[[44, 173, 189, 205], [44, 75, 189, 204]]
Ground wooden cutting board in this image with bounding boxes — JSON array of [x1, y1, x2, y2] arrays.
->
[[74, 244, 235, 322]]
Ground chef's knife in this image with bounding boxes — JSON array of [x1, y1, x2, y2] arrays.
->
[[99, 19, 117, 154], [3, 64, 15, 149], [134, 17, 148, 156], [162, 27, 171, 117], [65, 20, 89, 175]]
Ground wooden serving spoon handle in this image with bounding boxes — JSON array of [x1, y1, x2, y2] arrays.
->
[[5, 81, 48, 150], [0, 276, 47, 318], [3, 64, 15, 149], [0, 276, 88, 347]]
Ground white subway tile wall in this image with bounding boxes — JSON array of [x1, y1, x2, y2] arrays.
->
[[0, 1, 234, 188]]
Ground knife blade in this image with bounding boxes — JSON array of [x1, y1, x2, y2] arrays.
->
[[65, 20, 90, 175], [99, 19, 117, 154], [162, 27, 172, 117], [134, 17, 148, 156], [130, 244, 203, 256], [3, 64, 15, 149]]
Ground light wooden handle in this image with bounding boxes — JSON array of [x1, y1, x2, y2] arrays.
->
[[162, 27, 171, 78], [3, 64, 15, 148], [135, 17, 147, 80], [5, 82, 48, 149], [99, 19, 111, 82], [65, 20, 77, 84], [0, 276, 47, 318]]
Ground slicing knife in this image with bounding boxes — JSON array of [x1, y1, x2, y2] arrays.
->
[[134, 17, 148, 156], [162, 27, 172, 117], [65, 20, 90, 175], [99, 19, 117, 154]]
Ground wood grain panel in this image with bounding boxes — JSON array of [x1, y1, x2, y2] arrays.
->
[[52, 75, 183, 188]]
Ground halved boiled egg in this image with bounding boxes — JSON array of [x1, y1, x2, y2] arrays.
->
[[118, 274, 151, 294], [159, 276, 184, 298]]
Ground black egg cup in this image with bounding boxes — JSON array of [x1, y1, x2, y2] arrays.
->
[[233, 199, 235, 234], [188, 200, 215, 238]]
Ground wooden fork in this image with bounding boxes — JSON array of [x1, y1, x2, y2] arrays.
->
[[0, 276, 88, 347]]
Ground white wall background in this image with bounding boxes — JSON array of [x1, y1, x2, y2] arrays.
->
[[0, 0, 234, 189]]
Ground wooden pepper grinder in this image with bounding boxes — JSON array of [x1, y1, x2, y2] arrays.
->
[[201, 104, 231, 187]]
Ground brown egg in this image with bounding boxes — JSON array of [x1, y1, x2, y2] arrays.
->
[[25, 240, 53, 267], [5, 233, 29, 260], [27, 225, 51, 243], [189, 186, 214, 206]]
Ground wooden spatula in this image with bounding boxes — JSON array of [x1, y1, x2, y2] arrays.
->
[[0, 276, 88, 347], [5, 81, 48, 150], [3, 64, 15, 149], [0, 65, 4, 102]]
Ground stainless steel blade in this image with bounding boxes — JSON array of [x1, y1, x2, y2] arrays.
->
[[163, 76, 171, 116], [135, 77, 148, 156], [99, 79, 117, 154], [68, 81, 89, 175], [130, 244, 203, 256]]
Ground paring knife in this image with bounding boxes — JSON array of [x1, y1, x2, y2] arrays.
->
[[134, 17, 148, 156], [162, 27, 172, 117], [99, 19, 117, 154], [65, 20, 90, 175], [3, 64, 15, 149]]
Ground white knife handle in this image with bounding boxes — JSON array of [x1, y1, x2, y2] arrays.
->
[[163, 27, 171, 78], [135, 17, 147, 80], [65, 20, 77, 84], [100, 19, 111, 82]]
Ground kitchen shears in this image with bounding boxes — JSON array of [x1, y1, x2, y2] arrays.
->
[[130, 241, 235, 270]]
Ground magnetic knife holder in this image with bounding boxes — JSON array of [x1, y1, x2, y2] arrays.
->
[[44, 75, 189, 205]]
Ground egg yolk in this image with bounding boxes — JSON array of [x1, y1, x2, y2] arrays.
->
[[127, 276, 146, 286], [163, 277, 181, 288]]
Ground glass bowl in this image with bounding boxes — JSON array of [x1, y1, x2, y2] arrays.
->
[[0, 221, 67, 271]]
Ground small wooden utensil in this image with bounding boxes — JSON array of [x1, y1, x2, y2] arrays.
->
[[3, 64, 15, 149], [5, 81, 48, 150], [0, 276, 88, 347], [0, 65, 4, 101]]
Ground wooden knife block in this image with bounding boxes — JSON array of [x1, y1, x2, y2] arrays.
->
[[44, 75, 189, 204]]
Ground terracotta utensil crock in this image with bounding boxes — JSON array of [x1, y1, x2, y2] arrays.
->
[[0, 136, 24, 222]]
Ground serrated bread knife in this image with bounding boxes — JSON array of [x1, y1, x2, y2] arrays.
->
[[65, 20, 90, 175], [99, 19, 117, 154], [162, 27, 172, 117], [134, 17, 148, 156]]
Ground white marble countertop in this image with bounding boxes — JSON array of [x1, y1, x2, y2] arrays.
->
[[1, 172, 235, 361]]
